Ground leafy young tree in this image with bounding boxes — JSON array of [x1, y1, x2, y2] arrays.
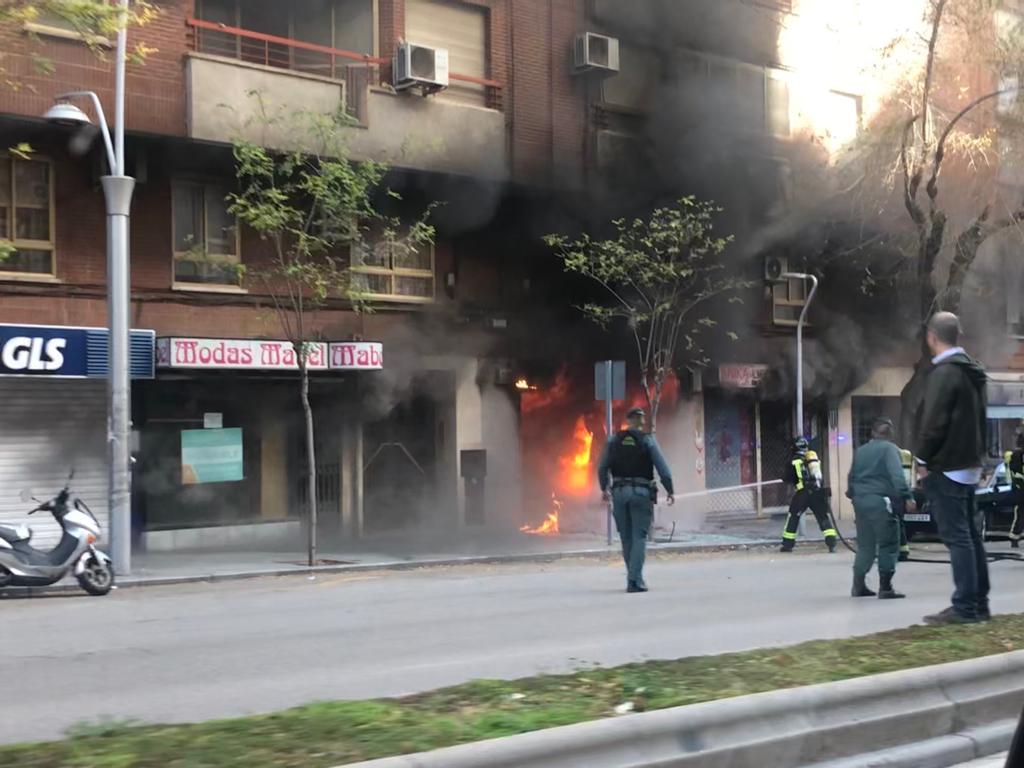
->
[[229, 108, 434, 565], [545, 197, 746, 431]]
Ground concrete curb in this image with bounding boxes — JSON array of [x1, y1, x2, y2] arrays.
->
[[340, 651, 1024, 768], [807, 721, 1015, 767], [3, 537, 783, 596]]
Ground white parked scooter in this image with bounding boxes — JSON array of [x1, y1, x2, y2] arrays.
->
[[0, 471, 114, 595]]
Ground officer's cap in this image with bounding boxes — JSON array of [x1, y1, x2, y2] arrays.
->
[[626, 407, 645, 419]]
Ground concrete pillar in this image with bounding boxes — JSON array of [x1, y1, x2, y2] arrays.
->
[[260, 413, 289, 519], [340, 417, 364, 539], [454, 358, 484, 528], [835, 396, 855, 520]]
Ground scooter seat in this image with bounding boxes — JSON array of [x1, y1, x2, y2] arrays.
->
[[0, 524, 31, 544]]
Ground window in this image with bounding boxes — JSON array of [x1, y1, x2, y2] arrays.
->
[[820, 90, 862, 153], [23, 2, 111, 44], [406, 0, 488, 106], [673, 51, 790, 136], [172, 182, 241, 287], [0, 156, 55, 277], [351, 236, 435, 302], [602, 44, 659, 111], [196, 0, 375, 72], [771, 255, 808, 326]]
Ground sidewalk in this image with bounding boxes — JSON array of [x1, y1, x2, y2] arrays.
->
[[24, 512, 857, 591]]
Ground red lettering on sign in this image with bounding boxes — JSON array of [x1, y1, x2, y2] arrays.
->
[[356, 348, 369, 367], [175, 339, 198, 365], [371, 347, 382, 367], [261, 343, 281, 367], [241, 348, 253, 366]]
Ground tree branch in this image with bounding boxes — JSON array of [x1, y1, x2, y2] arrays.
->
[[919, 0, 949, 151], [900, 115, 926, 230]]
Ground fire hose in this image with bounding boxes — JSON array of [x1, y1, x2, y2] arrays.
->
[[825, 494, 1024, 564]]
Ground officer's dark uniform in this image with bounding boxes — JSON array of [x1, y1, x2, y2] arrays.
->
[[1005, 435, 1024, 547], [597, 412, 674, 593], [780, 439, 837, 552]]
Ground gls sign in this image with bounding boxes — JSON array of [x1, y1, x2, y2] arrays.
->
[[1, 336, 67, 372], [0, 324, 156, 378]]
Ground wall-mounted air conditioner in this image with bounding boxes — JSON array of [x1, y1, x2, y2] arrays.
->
[[573, 32, 620, 74], [394, 41, 450, 93]]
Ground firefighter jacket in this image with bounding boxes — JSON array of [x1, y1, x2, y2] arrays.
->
[[1005, 448, 1024, 489], [785, 451, 822, 492]]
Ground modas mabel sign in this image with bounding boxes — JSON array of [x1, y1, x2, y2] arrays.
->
[[157, 338, 383, 372]]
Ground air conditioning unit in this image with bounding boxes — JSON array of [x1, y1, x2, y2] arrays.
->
[[394, 41, 450, 93], [764, 255, 785, 283], [573, 32, 620, 74]]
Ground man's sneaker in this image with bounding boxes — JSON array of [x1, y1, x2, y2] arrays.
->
[[627, 581, 648, 593], [924, 607, 978, 625], [977, 606, 992, 622]]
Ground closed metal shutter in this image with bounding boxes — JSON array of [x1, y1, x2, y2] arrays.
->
[[406, 0, 487, 106], [0, 379, 107, 549]]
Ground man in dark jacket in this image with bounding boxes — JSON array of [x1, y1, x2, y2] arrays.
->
[[915, 312, 990, 625], [597, 407, 675, 593], [847, 417, 913, 599]]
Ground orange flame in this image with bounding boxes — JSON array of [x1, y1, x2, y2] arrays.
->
[[521, 495, 562, 535], [514, 378, 537, 391], [557, 416, 594, 497]]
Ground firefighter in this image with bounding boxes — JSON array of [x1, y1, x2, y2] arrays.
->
[[897, 447, 915, 561], [1005, 432, 1024, 548], [780, 437, 838, 553], [597, 407, 675, 593]]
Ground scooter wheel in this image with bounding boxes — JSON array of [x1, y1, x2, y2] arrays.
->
[[77, 556, 114, 596]]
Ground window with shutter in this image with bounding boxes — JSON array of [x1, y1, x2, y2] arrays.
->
[[406, 0, 488, 107]]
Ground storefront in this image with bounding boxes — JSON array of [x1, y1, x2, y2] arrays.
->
[[139, 337, 384, 551], [0, 323, 155, 549]]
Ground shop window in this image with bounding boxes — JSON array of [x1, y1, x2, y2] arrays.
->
[[351, 236, 435, 302], [406, 0, 488, 106], [172, 181, 241, 288], [0, 156, 55, 278], [771, 255, 808, 326]]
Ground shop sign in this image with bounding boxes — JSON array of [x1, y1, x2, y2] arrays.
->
[[719, 364, 769, 389], [0, 323, 155, 379], [181, 428, 244, 484], [157, 337, 383, 372]]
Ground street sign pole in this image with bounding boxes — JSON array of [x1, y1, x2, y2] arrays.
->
[[596, 360, 625, 547], [605, 361, 614, 546]]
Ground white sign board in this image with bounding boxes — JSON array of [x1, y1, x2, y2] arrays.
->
[[204, 412, 224, 429], [157, 338, 383, 372]]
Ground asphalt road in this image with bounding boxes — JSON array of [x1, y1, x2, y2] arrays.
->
[[6, 545, 1024, 744]]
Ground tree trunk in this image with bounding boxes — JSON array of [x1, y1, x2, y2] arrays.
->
[[300, 360, 318, 568]]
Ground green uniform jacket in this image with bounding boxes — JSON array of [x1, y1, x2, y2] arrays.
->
[[847, 439, 912, 502]]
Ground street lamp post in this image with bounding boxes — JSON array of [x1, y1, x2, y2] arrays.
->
[[781, 272, 819, 439], [44, 0, 135, 574]]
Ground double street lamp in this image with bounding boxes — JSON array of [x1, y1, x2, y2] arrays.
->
[[43, 0, 134, 574]]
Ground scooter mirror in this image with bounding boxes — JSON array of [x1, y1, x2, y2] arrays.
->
[[19, 488, 33, 502]]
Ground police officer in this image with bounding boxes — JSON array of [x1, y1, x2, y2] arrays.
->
[[1005, 432, 1024, 548], [847, 417, 913, 599], [597, 407, 675, 593], [780, 437, 838, 552]]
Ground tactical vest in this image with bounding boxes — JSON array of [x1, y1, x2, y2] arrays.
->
[[609, 429, 654, 480]]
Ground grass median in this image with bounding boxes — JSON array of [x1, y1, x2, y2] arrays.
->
[[6, 614, 1024, 768]]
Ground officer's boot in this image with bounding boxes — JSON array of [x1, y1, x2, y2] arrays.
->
[[878, 572, 905, 600], [826, 535, 838, 554], [851, 570, 876, 598]]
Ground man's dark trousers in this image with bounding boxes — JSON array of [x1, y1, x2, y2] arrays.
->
[[612, 484, 654, 586], [924, 471, 990, 618]]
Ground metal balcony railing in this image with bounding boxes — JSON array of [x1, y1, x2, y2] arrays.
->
[[185, 17, 504, 114]]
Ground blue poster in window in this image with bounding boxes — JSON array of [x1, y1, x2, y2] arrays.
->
[[181, 428, 244, 484]]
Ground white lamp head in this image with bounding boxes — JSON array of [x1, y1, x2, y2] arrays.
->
[[43, 101, 92, 127]]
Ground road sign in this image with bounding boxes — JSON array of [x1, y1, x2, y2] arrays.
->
[[595, 360, 626, 401]]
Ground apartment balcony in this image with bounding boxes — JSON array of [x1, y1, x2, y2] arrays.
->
[[184, 17, 509, 180]]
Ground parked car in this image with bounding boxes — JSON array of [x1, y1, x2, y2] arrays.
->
[[902, 463, 1019, 542]]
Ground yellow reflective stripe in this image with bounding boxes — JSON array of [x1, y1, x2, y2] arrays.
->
[[792, 459, 804, 491], [782, 531, 798, 540], [900, 545, 911, 552], [823, 529, 838, 537]]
